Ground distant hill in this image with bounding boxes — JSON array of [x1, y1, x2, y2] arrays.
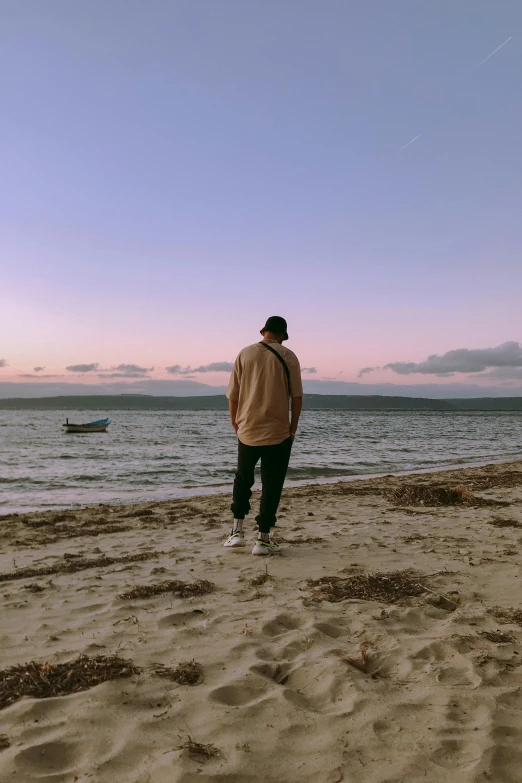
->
[[0, 394, 228, 411], [0, 394, 520, 412], [304, 395, 453, 410], [448, 397, 522, 411], [0, 393, 451, 411]]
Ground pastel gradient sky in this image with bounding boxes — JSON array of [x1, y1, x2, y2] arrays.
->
[[2, 1, 521, 397]]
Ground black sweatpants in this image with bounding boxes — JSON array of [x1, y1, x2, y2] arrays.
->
[[231, 437, 293, 534]]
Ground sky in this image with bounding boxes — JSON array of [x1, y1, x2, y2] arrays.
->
[[1, 0, 521, 398]]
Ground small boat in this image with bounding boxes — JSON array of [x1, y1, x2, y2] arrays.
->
[[63, 418, 111, 433]]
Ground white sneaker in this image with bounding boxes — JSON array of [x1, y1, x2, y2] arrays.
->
[[252, 538, 281, 556], [223, 530, 246, 548]]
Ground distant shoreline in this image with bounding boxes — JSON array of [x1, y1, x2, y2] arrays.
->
[[1, 393, 522, 411]]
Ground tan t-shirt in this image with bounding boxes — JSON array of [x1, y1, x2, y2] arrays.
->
[[227, 341, 303, 447]]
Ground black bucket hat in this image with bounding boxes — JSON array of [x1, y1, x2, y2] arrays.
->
[[260, 315, 289, 341]]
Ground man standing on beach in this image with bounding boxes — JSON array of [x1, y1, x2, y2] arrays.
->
[[225, 316, 303, 555]]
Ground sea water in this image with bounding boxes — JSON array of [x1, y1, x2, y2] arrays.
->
[[1, 409, 521, 514]]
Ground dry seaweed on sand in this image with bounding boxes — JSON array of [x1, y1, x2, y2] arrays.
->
[[480, 630, 516, 644], [470, 471, 522, 490], [178, 737, 221, 762], [249, 564, 274, 587], [386, 483, 489, 507], [0, 551, 165, 584], [333, 645, 377, 677], [493, 608, 522, 627], [52, 524, 130, 540], [23, 521, 130, 542], [24, 582, 45, 593], [153, 661, 203, 686], [0, 655, 140, 711], [119, 579, 215, 600], [275, 536, 324, 544], [308, 570, 427, 604], [488, 517, 522, 528]]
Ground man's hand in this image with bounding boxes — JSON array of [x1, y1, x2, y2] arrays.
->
[[290, 396, 302, 442], [229, 399, 239, 435]]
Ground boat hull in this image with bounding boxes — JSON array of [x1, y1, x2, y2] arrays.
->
[[63, 424, 109, 433]]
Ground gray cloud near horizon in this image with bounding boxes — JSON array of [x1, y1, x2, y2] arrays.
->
[[66, 363, 99, 373], [33, 366, 45, 372], [19, 374, 62, 379], [166, 362, 234, 375], [302, 367, 317, 374], [0, 359, 8, 368], [66, 363, 152, 378], [98, 372, 152, 379], [359, 342, 522, 378], [110, 364, 153, 375]]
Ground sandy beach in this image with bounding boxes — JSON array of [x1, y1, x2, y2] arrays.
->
[[1, 460, 522, 783]]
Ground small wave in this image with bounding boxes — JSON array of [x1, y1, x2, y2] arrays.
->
[[286, 466, 358, 479], [0, 477, 49, 485]]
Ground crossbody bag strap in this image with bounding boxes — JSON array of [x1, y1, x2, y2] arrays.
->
[[260, 342, 292, 397]]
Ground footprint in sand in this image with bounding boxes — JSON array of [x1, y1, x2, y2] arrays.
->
[[249, 662, 293, 685], [158, 610, 205, 628], [431, 738, 483, 770], [476, 689, 522, 782], [15, 739, 82, 775], [430, 696, 488, 772], [313, 621, 343, 639], [72, 602, 107, 615], [255, 639, 305, 662], [209, 681, 269, 707], [410, 641, 481, 688], [261, 614, 301, 638]]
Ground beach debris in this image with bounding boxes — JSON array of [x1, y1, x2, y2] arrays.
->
[[24, 583, 45, 593], [402, 533, 427, 543], [426, 592, 459, 611], [21, 514, 132, 542], [333, 645, 376, 676], [118, 579, 215, 600], [308, 570, 426, 604], [249, 564, 274, 587], [56, 525, 130, 539], [239, 588, 265, 602], [489, 517, 522, 528], [493, 608, 522, 628], [178, 736, 221, 762], [480, 630, 516, 644], [0, 655, 140, 711], [153, 660, 203, 686], [0, 551, 165, 584], [23, 518, 51, 528], [470, 470, 522, 490], [0, 735, 10, 750], [386, 483, 489, 507]]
